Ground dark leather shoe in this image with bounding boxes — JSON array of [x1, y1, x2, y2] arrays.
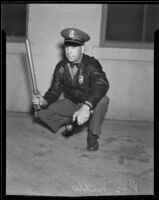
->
[[87, 132, 99, 151]]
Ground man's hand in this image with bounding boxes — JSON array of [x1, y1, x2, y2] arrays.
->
[[73, 104, 91, 125], [32, 93, 48, 106]]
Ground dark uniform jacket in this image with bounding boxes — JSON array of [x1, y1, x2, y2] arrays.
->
[[44, 54, 109, 109]]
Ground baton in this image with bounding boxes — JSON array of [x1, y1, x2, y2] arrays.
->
[[25, 38, 40, 118]]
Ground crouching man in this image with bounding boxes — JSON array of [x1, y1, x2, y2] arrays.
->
[[32, 28, 110, 151]]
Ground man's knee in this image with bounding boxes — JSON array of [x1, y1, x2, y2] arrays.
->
[[97, 96, 110, 108], [103, 95, 110, 105]]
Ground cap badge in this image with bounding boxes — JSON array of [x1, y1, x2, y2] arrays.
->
[[69, 30, 75, 38]]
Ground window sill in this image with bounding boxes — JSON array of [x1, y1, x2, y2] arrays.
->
[[92, 45, 153, 62], [6, 36, 26, 43], [100, 41, 154, 49]]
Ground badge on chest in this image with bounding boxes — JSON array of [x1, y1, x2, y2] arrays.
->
[[78, 75, 84, 84]]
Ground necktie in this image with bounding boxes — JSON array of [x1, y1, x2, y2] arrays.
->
[[70, 63, 80, 68], [68, 62, 79, 79]]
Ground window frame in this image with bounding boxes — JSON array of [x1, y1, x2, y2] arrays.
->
[[100, 4, 154, 49], [2, 4, 29, 43]]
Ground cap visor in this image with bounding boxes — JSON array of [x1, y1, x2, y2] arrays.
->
[[64, 39, 83, 46]]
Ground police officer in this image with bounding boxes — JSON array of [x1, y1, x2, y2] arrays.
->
[[32, 28, 110, 151]]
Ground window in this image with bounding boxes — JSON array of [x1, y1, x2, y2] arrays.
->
[[100, 4, 159, 48], [1, 3, 28, 42]]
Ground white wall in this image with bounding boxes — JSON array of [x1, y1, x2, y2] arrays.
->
[[92, 48, 153, 121], [6, 4, 154, 121], [6, 43, 32, 112]]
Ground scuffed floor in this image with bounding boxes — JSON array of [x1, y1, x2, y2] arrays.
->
[[6, 112, 153, 196]]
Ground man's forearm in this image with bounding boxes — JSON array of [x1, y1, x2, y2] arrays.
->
[[86, 86, 108, 108]]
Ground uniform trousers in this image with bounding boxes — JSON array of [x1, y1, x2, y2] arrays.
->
[[38, 96, 109, 136]]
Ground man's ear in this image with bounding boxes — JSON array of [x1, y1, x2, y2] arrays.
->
[[81, 45, 85, 53]]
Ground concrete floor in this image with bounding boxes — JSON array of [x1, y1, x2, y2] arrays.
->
[[6, 112, 154, 196]]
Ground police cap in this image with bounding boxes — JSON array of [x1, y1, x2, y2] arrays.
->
[[61, 28, 90, 46]]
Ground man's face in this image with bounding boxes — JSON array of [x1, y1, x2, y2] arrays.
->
[[65, 45, 84, 63]]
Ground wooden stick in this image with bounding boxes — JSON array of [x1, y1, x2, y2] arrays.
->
[[25, 38, 40, 118]]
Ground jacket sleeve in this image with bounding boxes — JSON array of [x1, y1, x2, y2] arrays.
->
[[86, 59, 109, 108], [43, 64, 64, 106]]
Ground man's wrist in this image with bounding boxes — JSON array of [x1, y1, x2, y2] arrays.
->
[[83, 102, 92, 111]]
